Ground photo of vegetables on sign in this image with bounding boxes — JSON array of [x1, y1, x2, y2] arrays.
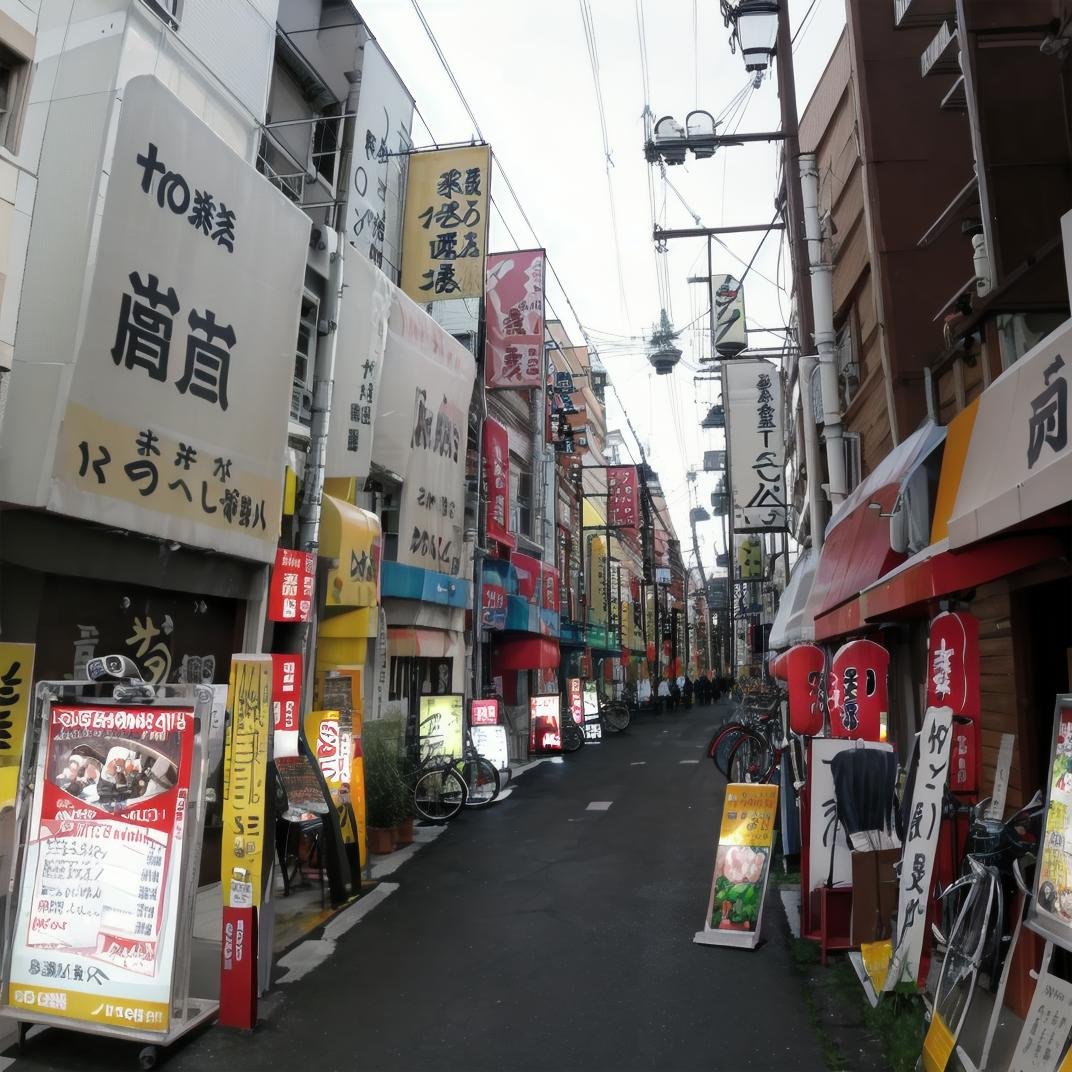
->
[[710, 846, 768, 930], [695, 783, 779, 949]]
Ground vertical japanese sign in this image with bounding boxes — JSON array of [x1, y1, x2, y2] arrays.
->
[[886, 706, 953, 990], [418, 695, 464, 761], [724, 359, 786, 532], [529, 695, 562, 754], [484, 249, 546, 388], [483, 418, 513, 546], [270, 653, 302, 759], [345, 39, 414, 281], [582, 680, 603, 742], [267, 548, 316, 623], [221, 656, 272, 909], [567, 678, 584, 725], [7, 703, 195, 1031], [926, 611, 981, 793], [326, 250, 392, 479], [711, 274, 747, 358], [607, 466, 639, 529], [694, 783, 778, 949], [373, 287, 476, 578], [0, 642, 35, 808], [1029, 698, 1072, 949], [46, 76, 308, 563], [1008, 970, 1072, 1072], [480, 568, 507, 631], [400, 145, 491, 303]]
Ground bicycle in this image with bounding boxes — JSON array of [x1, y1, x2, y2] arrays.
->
[[411, 727, 502, 821], [923, 792, 1043, 1064], [601, 695, 631, 734], [705, 691, 785, 780]]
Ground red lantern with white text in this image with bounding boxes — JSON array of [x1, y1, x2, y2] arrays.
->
[[927, 611, 980, 794], [828, 639, 888, 742]]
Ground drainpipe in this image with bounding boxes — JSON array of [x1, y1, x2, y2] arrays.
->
[[799, 153, 847, 507], [798, 354, 827, 550]]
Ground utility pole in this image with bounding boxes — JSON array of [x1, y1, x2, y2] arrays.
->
[[775, 3, 814, 354]]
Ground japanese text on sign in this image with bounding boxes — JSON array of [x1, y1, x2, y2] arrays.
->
[[485, 250, 546, 389], [725, 359, 786, 532], [401, 145, 491, 302]]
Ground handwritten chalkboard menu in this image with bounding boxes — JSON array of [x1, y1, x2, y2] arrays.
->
[[275, 755, 329, 814]]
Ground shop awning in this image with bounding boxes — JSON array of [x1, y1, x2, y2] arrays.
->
[[492, 635, 560, 671], [948, 317, 1072, 548], [386, 627, 463, 658], [320, 494, 381, 608], [861, 533, 1064, 620], [768, 547, 817, 651], [810, 422, 946, 641]]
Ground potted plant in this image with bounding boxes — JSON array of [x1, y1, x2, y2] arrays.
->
[[363, 720, 406, 855]]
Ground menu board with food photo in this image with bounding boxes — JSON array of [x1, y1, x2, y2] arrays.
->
[[7, 704, 195, 1032], [1029, 696, 1072, 950], [695, 782, 779, 949]]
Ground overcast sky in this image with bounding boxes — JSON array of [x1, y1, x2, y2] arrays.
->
[[356, 0, 845, 576]]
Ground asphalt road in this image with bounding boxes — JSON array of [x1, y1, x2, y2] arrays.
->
[[7, 702, 828, 1072]]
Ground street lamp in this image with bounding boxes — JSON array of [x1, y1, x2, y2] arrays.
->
[[723, 0, 780, 73]]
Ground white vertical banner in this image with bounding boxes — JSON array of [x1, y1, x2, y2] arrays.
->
[[886, 706, 954, 991], [724, 358, 786, 533], [325, 251, 392, 478], [345, 40, 414, 283], [712, 274, 747, 357]]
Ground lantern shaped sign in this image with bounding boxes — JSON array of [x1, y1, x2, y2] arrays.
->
[[926, 611, 981, 794], [828, 639, 888, 742], [779, 644, 825, 737]]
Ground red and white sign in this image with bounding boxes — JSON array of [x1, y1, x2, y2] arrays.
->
[[483, 418, 514, 547], [607, 466, 640, 529], [481, 578, 507, 630], [485, 249, 546, 389], [470, 698, 500, 726], [220, 906, 257, 1030], [529, 694, 562, 753], [828, 639, 888, 742], [541, 564, 560, 613], [927, 611, 981, 793], [567, 678, 584, 725], [271, 654, 302, 758], [268, 548, 316, 622], [780, 644, 825, 737], [7, 705, 195, 1032]]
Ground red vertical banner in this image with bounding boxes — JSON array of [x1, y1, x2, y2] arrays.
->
[[268, 548, 316, 622], [483, 418, 514, 548], [220, 906, 257, 1029], [607, 466, 639, 528], [567, 678, 584, 725], [927, 611, 981, 793], [485, 249, 546, 389], [271, 653, 302, 759], [541, 564, 559, 613]]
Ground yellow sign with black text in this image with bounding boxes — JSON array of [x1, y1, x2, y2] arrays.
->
[[0, 642, 35, 809], [221, 655, 272, 909], [400, 145, 491, 302]]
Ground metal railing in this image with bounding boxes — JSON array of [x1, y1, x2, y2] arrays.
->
[[256, 113, 348, 208]]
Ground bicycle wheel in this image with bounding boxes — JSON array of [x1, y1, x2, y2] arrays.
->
[[460, 755, 500, 808], [561, 718, 585, 752], [707, 722, 748, 776], [602, 702, 631, 733], [728, 731, 774, 784], [931, 859, 998, 1046], [413, 767, 466, 822]]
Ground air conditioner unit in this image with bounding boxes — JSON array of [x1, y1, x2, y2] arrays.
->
[[290, 385, 313, 424]]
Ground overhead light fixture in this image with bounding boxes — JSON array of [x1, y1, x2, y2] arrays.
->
[[725, 0, 780, 73]]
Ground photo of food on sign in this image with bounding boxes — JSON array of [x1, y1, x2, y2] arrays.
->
[[710, 845, 768, 932], [51, 735, 180, 812]]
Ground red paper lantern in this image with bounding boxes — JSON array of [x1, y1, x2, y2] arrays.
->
[[828, 639, 888, 742], [782, 644, 825, 736]]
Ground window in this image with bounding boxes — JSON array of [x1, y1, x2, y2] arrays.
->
[[0, 38, 31, 155], [376, 481, 402, 563], [835, 320, 859, 408], [509, 455, 532, 538], [140, 0, 181, 31], [294, 293, 319, 390]]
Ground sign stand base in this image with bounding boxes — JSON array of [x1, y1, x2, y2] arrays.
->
[[692, 927, 761, 949]]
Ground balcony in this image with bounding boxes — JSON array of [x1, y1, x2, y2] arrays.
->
[[256, 113, 344, 209], [921, 21, 960, 79], [893, 0, 955, 29]]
